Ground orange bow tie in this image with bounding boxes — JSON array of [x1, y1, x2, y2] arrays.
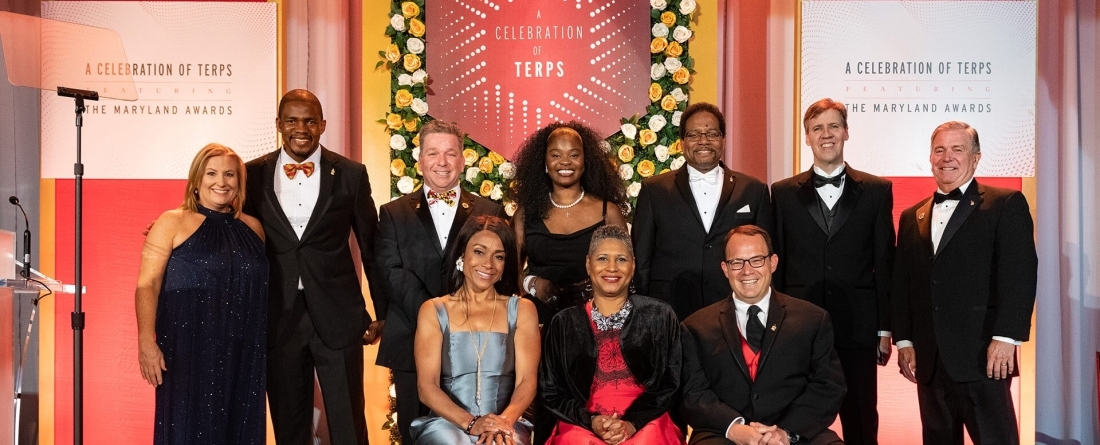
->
[[283, 162, 315, 179]]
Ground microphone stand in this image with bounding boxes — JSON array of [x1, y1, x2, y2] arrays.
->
[[57, 86, 95, 445]]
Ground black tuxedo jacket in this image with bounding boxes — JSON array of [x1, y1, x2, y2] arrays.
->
[[244, 147, 385, 350], [633, 165, 773, 320], [680, 291, 845, 442], [374, 189, 504, 371], [892, 180, 1037, 383], [771, 165, 895, 349]]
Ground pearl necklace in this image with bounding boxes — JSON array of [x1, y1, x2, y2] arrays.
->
[[549, 189, 585, 217]]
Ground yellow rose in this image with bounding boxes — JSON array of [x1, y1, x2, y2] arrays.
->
[[401, 2, 420, 18], [648, 83, 663, 102], [488, 151, 505, 165], [386, 113, 403, 130], [463, 148, 479, 166], [650, 37, 668, 54], [409, 18, 426, 37], [385, 43, 401, 63], [479, 180, 494, 197], [478, 156, 494, 174], [390, 158, 407, 177], [618, 145, 635, 163], [637, 160, 656, 178], [404, 118, 418, 132], [660, 11, 677, 27], [403, 53, 421, 72], [672, 67, 690, 84], [665, 41, 683, 58], [412, 132, 421, 146], [661, 94, 678, 112], [660, 168, 671, 175], [669, 140, 683, 155], [414, 162, 422, 175], [394, 89, 413, 108], [639, 129, 658, 146]]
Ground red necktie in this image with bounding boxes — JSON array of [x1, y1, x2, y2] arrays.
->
[[283, 162, 315, 179]]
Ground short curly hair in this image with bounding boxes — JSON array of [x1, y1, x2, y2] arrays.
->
[[510, 121, 626, 227]]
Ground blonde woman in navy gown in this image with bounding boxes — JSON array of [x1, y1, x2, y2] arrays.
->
[[136, 143, 268, 444], [411, 216, 540, 444]]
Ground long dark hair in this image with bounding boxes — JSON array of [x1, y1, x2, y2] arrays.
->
[[510, 121, 626, 227], [444, 216, 521, 297]]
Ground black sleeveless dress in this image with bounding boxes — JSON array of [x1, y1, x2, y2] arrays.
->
[[523, 201, 608, 324], [153, 205, 268, 445]]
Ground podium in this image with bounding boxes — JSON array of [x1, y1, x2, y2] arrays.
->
[[0, 282, 39, 445]]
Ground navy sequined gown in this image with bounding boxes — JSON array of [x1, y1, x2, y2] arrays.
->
[[153, 205, 268, 445]]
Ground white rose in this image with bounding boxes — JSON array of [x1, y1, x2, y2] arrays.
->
[[411, 69, 428, 84], [619, 163, 634, 180], [679, 0, 697, 15], [672, 111, 683, 126], [663, 56, 682, 73], [650, 63, 667, 81], [670, 156, 686, 170], [651, 23, 669, 38], [621, 123, 637, 140], [466, 166, 480, 182], [672, 25, 693, 43], [398, 74, 413, 86], [389, 134, 407, 151], [390, 14, 406, 32], [411, 98, 429, 116], [412, 147, 420, 161], [490, 184, 503, 200], [655, 144, 670, 162], [396, 176, 415, 194], [406, 37, 425, 54], [650, 0, 667, 10], [499, 162, 516, 179], [671, 87, 687, 102], [648, 115, 667, 133], [627, 181, 642, 198], [504, 201, 518, 217]]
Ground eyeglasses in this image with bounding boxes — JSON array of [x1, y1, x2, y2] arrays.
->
[[724, 255, 768, 271], [684, 130, 723, 142]]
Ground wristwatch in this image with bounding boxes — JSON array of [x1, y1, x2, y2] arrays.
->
[[783, 428, 801, 443]]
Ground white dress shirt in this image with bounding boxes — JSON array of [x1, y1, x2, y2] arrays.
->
[[425, 185, 460, 249], [687, 165, 723, 233], [813, 164, 845, 210], [275, 147, 321, 290]]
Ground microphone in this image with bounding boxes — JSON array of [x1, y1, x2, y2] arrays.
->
[[8, 196, 31, 279]]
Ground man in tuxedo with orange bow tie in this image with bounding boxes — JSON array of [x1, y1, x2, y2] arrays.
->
[[244, 89, 385, 444]]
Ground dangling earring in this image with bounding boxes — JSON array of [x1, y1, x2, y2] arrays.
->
[[455, 258, 464, 272], [544, 166, 548, 174]]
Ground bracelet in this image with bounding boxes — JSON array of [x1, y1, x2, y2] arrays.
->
[[523, 275, 538, 297], [465, 415, 481, 434]]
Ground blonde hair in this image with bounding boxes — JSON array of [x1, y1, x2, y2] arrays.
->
[[181, 143, 246, 218]]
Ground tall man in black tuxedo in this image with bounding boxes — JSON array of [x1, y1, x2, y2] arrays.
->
[[893, 121, 1037, 445], [771, 99, 895, 445], [374, 120, 505, 441], [633, 102, 773, 321], [244, 89, 386, 445], [681, 225, 846, 445]]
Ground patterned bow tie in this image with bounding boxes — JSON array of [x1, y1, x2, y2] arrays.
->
[[428, 189, 457, 206], [283, 162, 315, 179], [812, 172, 844, 188]]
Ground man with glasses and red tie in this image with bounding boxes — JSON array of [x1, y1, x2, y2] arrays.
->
[[680, 225, 846, 445], [633, 102, 773, 321], [244, 89, 385, 445]]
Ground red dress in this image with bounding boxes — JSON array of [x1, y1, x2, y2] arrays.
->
[[547, 302, 684, 445]]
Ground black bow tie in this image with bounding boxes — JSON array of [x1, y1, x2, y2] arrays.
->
[[933, 188, 963, 204], [812, 172, 844, 188]]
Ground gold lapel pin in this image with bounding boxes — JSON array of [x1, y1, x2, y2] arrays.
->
[[462, 203, 470, 209], [415, 203, 421, 209], [918, 212, 925, 220], [330, 168, 335, 175], [770, 325, 776, 331], [970, 200, 975, 206]]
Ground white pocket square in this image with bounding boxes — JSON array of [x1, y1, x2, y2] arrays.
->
[[737, 205, 751, 213]]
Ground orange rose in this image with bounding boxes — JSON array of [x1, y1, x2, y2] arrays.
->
[[488, 151, 505, 165], [390, 158, 407, 177], [650, 37, 668, 54], [665, 41, 683, 58], [669, 140, 683, 155], [403, 54, 421, 72], [412, 132, 421, 146], [414, 161, 422, 175], [403, 118, 418, 132], [660, 11, 677, 27], [401, 2, 420, 18], [648, 83, 663, 102], [463, 148, 479, 166], [409, 18, 426, 37], [618, 145, 635, 163], [639, 129, 658, 146], [478, 156, 494, 174], [672, 67, 690, 84], [386, 113, 403, 130], [661, 94, 678, 111], [637, 160, 656, 178], [479, 180, 494, 197], [394, 89, 413, 108], [385, 43, 401, 63]]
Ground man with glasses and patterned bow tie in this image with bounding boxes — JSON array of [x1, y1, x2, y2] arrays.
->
[[892, 121, 1037, 445], [633, 102, 773, 321], [244, 89, 385, 445], [373, 119, 505, 441], [770, 98, 896, 445], [680, 225, 846, 445]]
